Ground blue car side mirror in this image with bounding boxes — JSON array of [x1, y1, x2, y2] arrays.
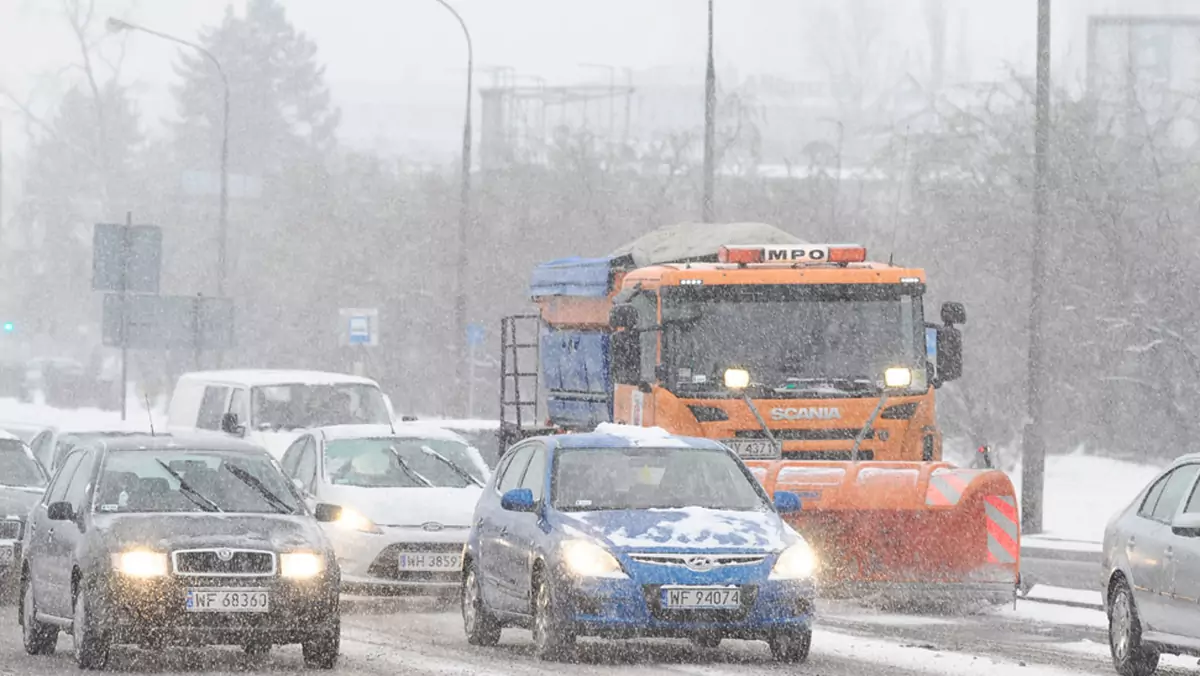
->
[[501, 488, 536, 512], [774, 491, 802, 514]]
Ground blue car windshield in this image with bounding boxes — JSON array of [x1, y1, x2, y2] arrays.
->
[[553, 447, 767, 512]]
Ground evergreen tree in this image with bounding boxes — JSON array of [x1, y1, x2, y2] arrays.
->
[[171, 0, 340, 177]]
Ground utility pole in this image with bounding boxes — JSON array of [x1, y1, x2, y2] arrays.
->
[[702, 0, 716, 223], [1022, 0, 1052, 535]]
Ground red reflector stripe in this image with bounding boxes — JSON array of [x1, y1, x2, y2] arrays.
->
[[983, 495, 1019, 564]]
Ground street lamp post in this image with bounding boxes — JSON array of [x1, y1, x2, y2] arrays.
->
[[106, 18, 230, 305], [428, 0, 475, 417], [702, 0, 716, 223]]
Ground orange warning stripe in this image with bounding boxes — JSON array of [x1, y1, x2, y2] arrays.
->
[[983, 495, 1019, 564]]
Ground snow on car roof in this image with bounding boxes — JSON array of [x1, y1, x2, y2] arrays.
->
[[177, 369, 380, 387], [317, 423, 471, 445], [411, 418, 500, 430], [550, 424, 726, 450]]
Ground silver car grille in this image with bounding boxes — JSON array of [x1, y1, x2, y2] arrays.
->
[[628, 552, 768, 570], [171, 548, 276, 577]]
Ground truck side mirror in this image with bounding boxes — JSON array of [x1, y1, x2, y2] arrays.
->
[[609, 304, 639, 330], [936, 325, 963, 384], [611, 331, 641, 386], [220, 412, 244, 436], [941, 301, 966, 326]]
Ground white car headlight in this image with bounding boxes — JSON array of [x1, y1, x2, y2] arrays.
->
[[280, 552, 325, 579], [111, 550, 168, 578], [770, 542, 817, 580], [334, 506, 381, 534], [561, 540, 626, 578]]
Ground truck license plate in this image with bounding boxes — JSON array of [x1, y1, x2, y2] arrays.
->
[[398, 552, 462, 572], [185, 588, 269, 613], [661, 586, 741, 609], [725, 439, 781, 460]]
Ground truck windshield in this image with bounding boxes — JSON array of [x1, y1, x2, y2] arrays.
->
[[661, 283, 927, 398], [250, 383, 390, 430]]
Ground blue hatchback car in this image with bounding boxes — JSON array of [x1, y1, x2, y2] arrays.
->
[[461, 425, 815, 662]]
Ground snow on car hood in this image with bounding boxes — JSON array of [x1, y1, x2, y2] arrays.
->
[[246, 430, 304, 459], [560, 506, 797, 551], [321, 484, 482, 528]]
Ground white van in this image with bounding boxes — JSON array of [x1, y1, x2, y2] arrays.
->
[[167, 370, 394, 458]]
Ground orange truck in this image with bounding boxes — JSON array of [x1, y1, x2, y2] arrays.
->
[[500, 222, 1019, 603]]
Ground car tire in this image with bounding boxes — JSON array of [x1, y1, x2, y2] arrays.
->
[[769, 628, 812, 663], [690, 635, 722, 650], [20, 573, 56, 656], [302, 620, 340, 670], [1109, 579, 1160, 676], [531, 571, 575, 661], [73, 585, 110, 670], [462, 565, 501, 646]]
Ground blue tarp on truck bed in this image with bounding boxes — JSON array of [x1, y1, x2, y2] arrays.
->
[[528, 256, 619, 298]]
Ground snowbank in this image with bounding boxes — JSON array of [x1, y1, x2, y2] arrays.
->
[[0, 396, 162, 433], [1008, 450, 1165, 542]]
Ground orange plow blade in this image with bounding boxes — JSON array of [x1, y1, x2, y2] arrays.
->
[[749, 461, 1020, 605]]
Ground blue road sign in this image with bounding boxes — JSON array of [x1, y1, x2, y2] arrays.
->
[[467, 322, 486, 347], [348, 316, 371, 345]]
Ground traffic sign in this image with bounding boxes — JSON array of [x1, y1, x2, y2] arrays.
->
[[467, 322, 486, 347], [92, 223, 162, 293], [338, 308, 379, 347]]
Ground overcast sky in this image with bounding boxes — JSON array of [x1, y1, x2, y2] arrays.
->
[[1, 0, 1196, 165]]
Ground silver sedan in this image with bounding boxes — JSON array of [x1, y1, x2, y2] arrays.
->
[[1101, 455, 1200, 676]]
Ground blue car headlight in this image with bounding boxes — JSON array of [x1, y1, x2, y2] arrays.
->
[[769, 541, 817, 580], [561, 540, 627, 579]]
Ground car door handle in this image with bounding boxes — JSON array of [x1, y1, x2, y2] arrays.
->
[[499, 526, 508, 536]]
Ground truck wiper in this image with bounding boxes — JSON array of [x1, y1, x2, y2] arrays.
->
[[155, 460, 222, 513]]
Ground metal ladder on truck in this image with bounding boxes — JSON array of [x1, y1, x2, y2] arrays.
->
[[498, 314, 552, 452]]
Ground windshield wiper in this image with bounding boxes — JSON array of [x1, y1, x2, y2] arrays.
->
[[419, 445, 484, 487], [155, 460, 222, 513], [221, 464, 293, 514], [776, 376, 877, 392], [384, 446, 433, 487]]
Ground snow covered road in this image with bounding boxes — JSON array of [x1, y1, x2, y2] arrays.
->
[[0, 596, 1176, 675]]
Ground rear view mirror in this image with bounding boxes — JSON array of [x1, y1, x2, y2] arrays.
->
[[774, 491, 802, 514], [220, 413, 244, 436], [1172, 513, 1200, 537], [501, 488, 536, 512], [47, 501, 74, 521], [941, 301, 966, 326], [935, 326, 963, 384], [609, 304, 639, 330], [314, 503, 342, 523]]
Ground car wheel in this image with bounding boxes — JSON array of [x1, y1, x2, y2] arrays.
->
[[1109, 579, 1160, 676], [302, 619, 340, 670], [73, 584, 110, 670], [20, 573, 57, 656], [690, 635, 722, 650], [462, 564, 501, 646], [768, 628, 812, 663], [531, 571, 574, 661]]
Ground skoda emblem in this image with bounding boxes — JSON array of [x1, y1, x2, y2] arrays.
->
[[216, 549, 234, 562], [684, 555, 714, 572], [422, 522, 444, 532]]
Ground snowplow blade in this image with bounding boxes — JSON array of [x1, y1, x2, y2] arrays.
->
[[748, 461, 1020, 605]]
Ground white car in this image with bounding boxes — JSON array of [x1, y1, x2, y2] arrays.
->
[[279, 424, 487, 597]]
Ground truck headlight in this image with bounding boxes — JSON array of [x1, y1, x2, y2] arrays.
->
[[769, 542, 817, 580], [280, 552, 325, 579], [884, 367, 912, 389], [335, 506, 381, 534], [561, 540, 626, 578], [111, 550, 168, 578]]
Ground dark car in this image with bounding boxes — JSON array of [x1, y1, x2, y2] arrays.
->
[[18, 434, 344, 669], [0, 433, 50, 596]]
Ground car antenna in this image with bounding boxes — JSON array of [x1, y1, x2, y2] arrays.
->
[[143, 393, 156, 436], [887, 124, 911, 267], [389, 415, 396, 435]]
